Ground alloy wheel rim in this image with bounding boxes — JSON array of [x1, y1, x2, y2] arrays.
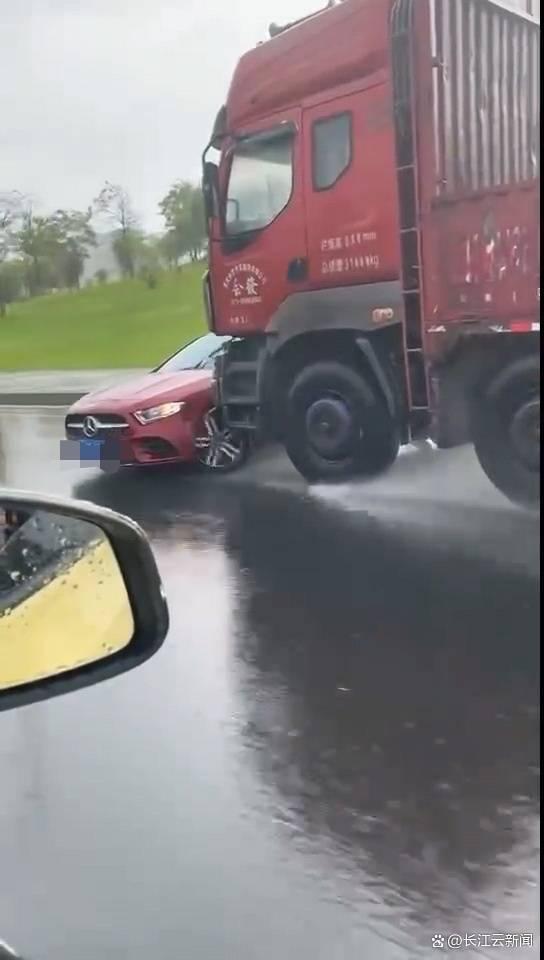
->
[[194, 409, 244, 469]]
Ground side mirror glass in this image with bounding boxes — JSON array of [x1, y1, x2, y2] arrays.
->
[[0, 493, 169, 711]]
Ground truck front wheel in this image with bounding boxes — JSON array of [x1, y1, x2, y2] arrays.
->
[[471, 355, 540, 509], [284, 361, 399, 483]]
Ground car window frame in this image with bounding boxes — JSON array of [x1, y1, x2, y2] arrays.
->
[[151, 335, 231, 374]]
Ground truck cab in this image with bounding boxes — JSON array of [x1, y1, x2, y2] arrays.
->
[[203, 0, 540, 506]]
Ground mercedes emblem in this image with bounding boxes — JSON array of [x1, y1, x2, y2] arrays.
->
[[83, 416, 99, 438]]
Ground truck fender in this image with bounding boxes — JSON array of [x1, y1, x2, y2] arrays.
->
[[482, 353, 540, 403], [355, 337, 396, 418]]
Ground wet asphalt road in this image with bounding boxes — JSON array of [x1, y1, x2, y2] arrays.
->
[[0, 406, 540, 960]]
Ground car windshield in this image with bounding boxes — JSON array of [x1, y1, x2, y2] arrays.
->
[[154, 334, 231, 373]]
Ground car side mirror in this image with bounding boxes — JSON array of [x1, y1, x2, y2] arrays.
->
[[0, 939, 24, 959], [0, 492, 169, 712]]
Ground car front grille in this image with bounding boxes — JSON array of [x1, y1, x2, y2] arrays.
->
[[65, 413, 129, 440]]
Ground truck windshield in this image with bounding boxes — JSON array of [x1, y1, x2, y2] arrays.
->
[[225, 129, 294, 236]]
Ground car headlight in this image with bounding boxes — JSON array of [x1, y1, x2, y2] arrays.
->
[[133, 402, 185, 425]]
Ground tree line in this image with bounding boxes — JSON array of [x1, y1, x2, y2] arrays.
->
[[0, 180, 205, 316]]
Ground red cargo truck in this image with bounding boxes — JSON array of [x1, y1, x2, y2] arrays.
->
[[202, 0, 540, 506]]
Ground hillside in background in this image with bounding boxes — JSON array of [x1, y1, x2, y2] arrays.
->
[[1, 265, 207, 370]]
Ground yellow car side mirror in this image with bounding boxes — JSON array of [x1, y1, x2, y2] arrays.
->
[[0, 491, 169, 712]]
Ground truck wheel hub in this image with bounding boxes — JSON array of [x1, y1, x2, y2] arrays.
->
[[306, 397, 354, 458], [509, 399, 540, 471]]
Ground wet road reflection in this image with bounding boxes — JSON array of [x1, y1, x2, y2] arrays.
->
[[0, 407, 540, 960], [227, 488, 539, 948]]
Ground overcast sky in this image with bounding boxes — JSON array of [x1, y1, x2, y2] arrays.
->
[[1, 0, 317, 231]]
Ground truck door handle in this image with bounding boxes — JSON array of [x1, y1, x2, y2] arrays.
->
[[287, 258, 308, 283]]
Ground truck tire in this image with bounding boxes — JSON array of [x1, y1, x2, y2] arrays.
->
[[284, 361, 399, 483], [471, 355, 540, 509]]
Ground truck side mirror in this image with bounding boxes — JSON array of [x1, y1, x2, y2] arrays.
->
[[202, 161, 220, 221]]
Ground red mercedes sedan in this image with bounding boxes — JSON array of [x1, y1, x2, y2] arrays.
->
[[64, 334, 249, 472]]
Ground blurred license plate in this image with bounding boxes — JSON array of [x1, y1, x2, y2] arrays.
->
[[80, 439, 104, 460]]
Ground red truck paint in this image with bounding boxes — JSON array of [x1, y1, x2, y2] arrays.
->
[[209, 0, 401, 336], [203, 0, 540, 506]]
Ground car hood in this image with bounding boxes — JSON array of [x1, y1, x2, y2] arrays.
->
[[69, 370, 212, 413]]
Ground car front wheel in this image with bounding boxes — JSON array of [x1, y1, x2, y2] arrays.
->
[[194, 408, 249, 473]]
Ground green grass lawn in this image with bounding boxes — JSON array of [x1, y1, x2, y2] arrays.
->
[[0, 266, 207, 370]]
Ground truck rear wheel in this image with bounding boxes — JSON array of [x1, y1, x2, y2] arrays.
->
[[284, 361, 399, 483], [472, 355, 540, 509]]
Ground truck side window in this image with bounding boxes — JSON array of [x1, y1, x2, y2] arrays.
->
[[312, 113, 352, 190], [225, 129, 294, 236]]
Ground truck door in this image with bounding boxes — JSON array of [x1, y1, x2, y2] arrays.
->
[[302, 86, 399, 289], [210, 109, 308, 336]]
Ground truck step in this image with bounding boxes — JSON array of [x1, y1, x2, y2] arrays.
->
[[224, 404, 260, 430], [221, 394, 259, 406], [223, 361, 259, 372]]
